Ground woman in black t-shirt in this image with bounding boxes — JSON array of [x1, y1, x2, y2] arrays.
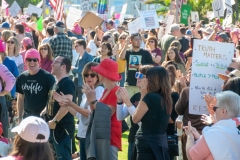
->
[[132, 66, 172, 160]]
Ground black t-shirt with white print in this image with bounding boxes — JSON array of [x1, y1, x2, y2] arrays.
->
[[16, 69, 55, 117], [125, 49, 153, 86]]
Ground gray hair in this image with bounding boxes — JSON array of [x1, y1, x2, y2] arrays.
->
[[170, 23, 180, 33], [56, 26, 64, 33], [216, 91, 240, 117]]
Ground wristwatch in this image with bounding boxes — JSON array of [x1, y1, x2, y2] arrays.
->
[[91, 100, 98, 105], [53, 118, 59, 124]]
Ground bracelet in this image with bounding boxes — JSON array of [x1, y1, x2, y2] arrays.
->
[[117, 101, 123, 105]]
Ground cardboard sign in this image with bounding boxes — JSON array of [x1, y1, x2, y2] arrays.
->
[[212, 0, 224, 18], [140, 10, 159, 30], [191, 12, 199, 22], [9, 1, 21, 17], [119, 3, 127, 22], [80, 12, 104, 30], [26, 4, 43, 17], [189, 40, 234, 115], [128, 18, 143, 35], [66, 7, 82, 29]]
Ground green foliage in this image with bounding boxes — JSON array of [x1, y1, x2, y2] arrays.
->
[[144, 0, 171, 15], [187, 0, 213, 19]]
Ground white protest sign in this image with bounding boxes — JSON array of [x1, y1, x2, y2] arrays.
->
[[97, 14, 108, 32], [66, 7, 82, 29], [212, 0, 224, 18], [128, 18, 143, 35], [135, 4, 140, 16], [9, 1, 21, 17], [223, 12, 232, 26], [207, 11, 213, 19], [139, 10, 159, 30], [164, 15, 174, 35], [110, 6, 115, 16], [189, 40, 234, 115], [36, 0, 43, 8], [26, 4, 43, 17], [191, 12, 199, 22], [119, 3, 127, 22], [80, 1, 91, 16]]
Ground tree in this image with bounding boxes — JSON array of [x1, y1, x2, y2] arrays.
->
[[4, 0, 30, 7]]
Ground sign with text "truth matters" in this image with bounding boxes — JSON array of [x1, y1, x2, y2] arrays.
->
[[189, 39, 234, 115]]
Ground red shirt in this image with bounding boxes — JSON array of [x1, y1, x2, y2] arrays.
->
[[99, 86, 122, 150]]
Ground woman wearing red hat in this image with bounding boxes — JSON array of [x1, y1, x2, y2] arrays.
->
[[83, 58, 122, 159]]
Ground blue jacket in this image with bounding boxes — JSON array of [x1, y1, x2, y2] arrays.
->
[[72, 52, 93, 86]]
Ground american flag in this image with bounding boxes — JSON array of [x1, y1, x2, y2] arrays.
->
[[50, 0, 64, 20], [176, 0, 183, 14]]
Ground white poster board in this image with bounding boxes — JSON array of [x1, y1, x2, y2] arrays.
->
[[110, 6, 115, 16], [212, 0, 224, 18], [80, 1, 91, 16], [26, 4, 43, 17], [97, 14, 108, 32], [139, 10, 159, 30], [207, 11, 213, 19], [189, 40, 234, 115], [135, 3, 140, 16], [66, 7, 82, 29], [223, 13, 232, 26], [191, 12, 199, 22], [119, 3, 127, 22], [165, 15, 174, 35], [128, 18, 143, 35], [9, 1, 21, 17]]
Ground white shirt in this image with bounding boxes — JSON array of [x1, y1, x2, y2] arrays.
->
[[87, 40, 98, 56], [76, 86, 104, 138], [7, 55, 23, 67]]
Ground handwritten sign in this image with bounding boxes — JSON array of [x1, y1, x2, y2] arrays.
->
[[119, 3, 127, 22], [66, 7, 82, 29], [212, 0, 224, 18], [128, 18, 143, 35], [80, 1, 91, 17], [189, 40, 234, 115], [191, 12, 199, 22], [9, 1, 21, 17], [97, 14, 108, 32], [139, 10, 159, 30], [26, 4, 43, 17]]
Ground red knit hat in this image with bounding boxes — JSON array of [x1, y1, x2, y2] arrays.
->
[[91, 59, 121, 81]]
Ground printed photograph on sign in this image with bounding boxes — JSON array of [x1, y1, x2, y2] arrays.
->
[[129, 55, 142, 70]]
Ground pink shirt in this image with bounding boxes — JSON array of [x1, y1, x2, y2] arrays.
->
[[0, 64, 16, 92], [189, 136, 214, 160]]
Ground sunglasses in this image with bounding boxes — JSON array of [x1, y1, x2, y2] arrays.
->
[[120, 37, 126, 40], [40, 48, 48, 51], [26, 58, 38, 62], [227, 67, 235, 72], [148, 40, 154, 43], [7, 41, 15, 44], [135, 72, 145, 79], [84, 73, 97, 78]]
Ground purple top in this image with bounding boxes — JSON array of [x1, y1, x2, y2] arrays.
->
[[0, 64, 16, 92], [179, 52, 186, 62], [40, 58, 53, 73], [151, 48, 162, 66]]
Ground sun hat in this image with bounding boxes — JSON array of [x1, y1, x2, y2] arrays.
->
[[0, 22, 10, 29], [218, 69, 240, 81], [11, 116, 50, 143], [21, 37, 32, 46], [91, 59, 122, 81], [25, 49, 41, 63], [202, 27, 213, 35]]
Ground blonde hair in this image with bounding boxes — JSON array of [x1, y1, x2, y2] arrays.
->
[[38, 43, 53, 60], [2, 30, 12, 42], [6, 36, 20, 57]]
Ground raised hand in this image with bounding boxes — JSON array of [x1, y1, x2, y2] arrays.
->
[[115, 88, 123, 102], [82, 83, 96, 103]]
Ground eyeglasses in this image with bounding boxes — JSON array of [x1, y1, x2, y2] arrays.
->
[[84, 73, 97, 78], [227, 67, 235, 72], [148, 40, 154, 43], [53, 60, 62, 64], [40, 48, 48, 51], [135, 72, 145, 79], [120, 37, 126, 40], [7, 41, 15, 44], [26, 58, 38, 62]]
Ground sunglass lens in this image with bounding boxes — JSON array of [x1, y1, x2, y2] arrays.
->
[[227, 67, 235, 72], [135, 72, 139, 78]]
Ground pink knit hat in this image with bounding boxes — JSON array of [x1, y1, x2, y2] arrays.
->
[[71, 24, 82, 35], [21, 37, 32, 46], [25, 49, 41, 63], [0, 40, 5, 52]]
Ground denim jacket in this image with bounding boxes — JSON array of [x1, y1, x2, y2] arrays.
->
[[72, 51, 93, 86]]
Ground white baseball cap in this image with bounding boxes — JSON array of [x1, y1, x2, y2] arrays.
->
[[11, 116, 50, 143]]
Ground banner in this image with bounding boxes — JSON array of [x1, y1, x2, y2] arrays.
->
[[128, 18, 143, 35], [139, 10, 159, 30], [97, 0, 107, 14], [66, 7, 82, 29], [189, 40, 234, 115]]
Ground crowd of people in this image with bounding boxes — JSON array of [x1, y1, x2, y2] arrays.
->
[[0, 12, 240, 160]]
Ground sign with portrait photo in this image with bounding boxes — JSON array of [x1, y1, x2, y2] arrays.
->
[[129, 55, 142, 71], [139, 10, 159, 30]]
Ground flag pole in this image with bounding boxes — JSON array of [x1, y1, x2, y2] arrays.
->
[[43, 0, 46, 18]]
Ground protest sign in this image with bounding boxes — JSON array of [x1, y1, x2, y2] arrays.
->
[[80, 1, 91, 16], [135, 3, 140, 16], [164, 15, 174, 35], [26, 4, 43, 17], [110, 6, 115, 16], [80, 12, 104, 30], [139, 10, 159, 30], [128, 18, 142, 35], [191, 12, 199, 22], [119, 3, 127, 22], [189, 40, 234, 115], [212, 0, 224, 18], [180, 4, 191, 25], [207, 11, 213, 20], [66, 7, 82, 29], [9, 1, 21, 17], [97, 14, 108, 32], [223, 12, 232, 26]]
